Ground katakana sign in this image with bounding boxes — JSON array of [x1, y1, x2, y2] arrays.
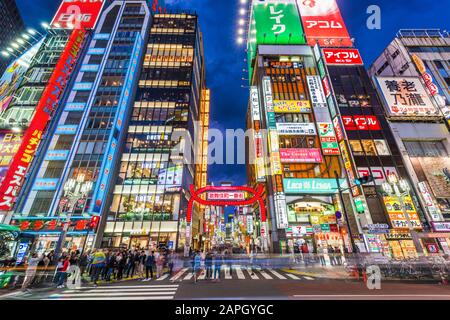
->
[[322, 48, 363, 65], [375, 77, 438, 118]]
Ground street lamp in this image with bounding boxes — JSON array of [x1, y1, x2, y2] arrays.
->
[[53, 175, 93, 260], [382, 174, 424, 255]]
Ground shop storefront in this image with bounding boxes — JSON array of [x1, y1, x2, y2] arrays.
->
[[385, 231, 418, 260]]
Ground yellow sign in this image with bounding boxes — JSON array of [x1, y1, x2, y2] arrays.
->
[[384, 196, 422, 230], [274, 100, 311, 113], [270, 152, 282, 176], [411, 54, 426, 75]]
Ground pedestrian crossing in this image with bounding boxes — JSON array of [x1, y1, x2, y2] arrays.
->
[[42, 284, 179, 300], [160, 266, 314, 282]]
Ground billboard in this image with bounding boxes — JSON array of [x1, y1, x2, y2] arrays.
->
[[375, 77, 439, 118], [0, 29, 86, 211], [0, 41, 43, 114], [283, 178, 346, 194], [322, 48, 363, 65], [51, 0, 105, 30], [317, 122, 340, 155], [279, 148, 323, 163], [357, 167, 398, 186], [383, 196, 422, 230], [252, 0, 305, 45], [296, 0, 353, 47], [342, 115, 381, 131], [276, 123, 316, 135], [273, 100, 311, 113], [0, 132, 23, 184]]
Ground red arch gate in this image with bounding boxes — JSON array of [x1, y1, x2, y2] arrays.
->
[[185, 184, 269, 255]]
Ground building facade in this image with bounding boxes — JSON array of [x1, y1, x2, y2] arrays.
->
[[369, 29, 450, 255], [0, 0, 26, 75]]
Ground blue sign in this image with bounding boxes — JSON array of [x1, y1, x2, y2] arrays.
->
[[90, 34, 143, 214], [65, 102, 86, 112], [45, 150, 69, 161], [87, 48, 105, 55], [16, 242, 29, 265], [93, 33, 110, 40], [56, 125, 78, 135], [33, 178, 59, 191], [168, 241, 174, 250], [73, 82, 93, 91], [81, 64, 100, 72]]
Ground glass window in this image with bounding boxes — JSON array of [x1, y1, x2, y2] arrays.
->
[[349, 140, 364, 156], [374, 140, 391, 155], [361, 140, 378, 156]]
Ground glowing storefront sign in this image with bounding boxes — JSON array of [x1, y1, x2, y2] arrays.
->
[[279, 148, 323, 163], [296, 0, 353, 47], [384, 196, 423, 230], [342, 115, 381, 131], [273, 100, 311, 113], [51, 0, 105, 30], [322, 48, 363, 65], [0, 29, 86, 211], [276, 123, 317, 135], [0, 132, 22, 184], [283, 178, 346, 194]]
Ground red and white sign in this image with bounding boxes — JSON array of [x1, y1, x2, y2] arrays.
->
[[297, 0, 353, 47], [280, 148, 323, 163], [52, 0, 105, 30], [0, 29, 86, 210], [357, 167, 398, 186], [207, 192, 245, 201], [322, 77, 331, 97], [342, 115, 381, 131], [431, 222, 450, 232], [323, 48, 363, 65], [333, 117, 344, 141]]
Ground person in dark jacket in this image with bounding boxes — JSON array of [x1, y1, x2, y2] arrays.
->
[[117, 252, 126, 280], [144, 251, 155, 281], [205, 252, 213, 280], [78, 253, 89, 277], [106, 252, 117, 281]]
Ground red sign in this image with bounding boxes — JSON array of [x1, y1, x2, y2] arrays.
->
[[280, 148, 323, 163], [11, 218, 94, 232], [342, 115, 381, 131], [297, 0, 353, 47], [322, 77, 331, 97], [333, 117, 344, 142], [51, 0, 105, 30], [0, 29, 85, 210], [323, 48, 363, 65]]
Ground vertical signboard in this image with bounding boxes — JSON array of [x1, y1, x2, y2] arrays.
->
[[250, 87, 266, 182], [296, 0, 353, 47], [0, 29, 86, 211], [90, 35, 142, 214], [0, 132, 23, 184]]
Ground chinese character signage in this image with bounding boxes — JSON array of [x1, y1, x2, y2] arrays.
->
[[52, 0, 105, 30], [276, 123, 317, 135], [306, 76, 327, 107], [296, 0, 353, 47], [0, 132, 23, 184], [322, 48, 363, 65], [0, 29, 86, 211], [207, 192, 246, 201], [279, 148, 323, 163], [11, 218, 95, 233], [342, 115, 381, 131], [317, 122, 340, 155], [384, 196, 423, 230], [273, 100, 311, 113], [252, 0, 305, 45], [274, 194, 289, 229], [375, 76, 438, 117]]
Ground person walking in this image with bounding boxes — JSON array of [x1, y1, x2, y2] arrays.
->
[[144, 251, 155, 281], [125, 250, 136, 278], [155, 251, 164, 279], [90, 249, 106, 286], [138, 250, 146, 279], [334, 247, 342, 266], [117, 252, 125, 280], [224, 250, 233, 277], [105, 252, 117, 282], [56, 256, 70, 289], [21, 253, 42, 291], [78, 252, 88, 278], [213, 251, 223, 282], [328, 245, 336, 266], [301, 243, 310, 267], [167, 251, 174, 276], [205, 252, 213, 280], [317, 245, 326, 267], [193, 251, 202, 283]]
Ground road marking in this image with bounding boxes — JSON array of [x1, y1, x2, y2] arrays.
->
[[247, 268, 260, 280], [268, 269, 287, 280], [293, 294, 450, 298], [43, 296, 174, 301], [224, 266, 232, 279], [72, 285, 179, 290], [285, 273, 301, 280], [63, 288, 177, 293], [303, 276, 314, 281], [169, 268, 188, 281], [184, 272, 194, 280], [235, 266, 245, 279], [156, 274, 170, 281], [259, 270, 273, 280], [51, 291, 176, 298]]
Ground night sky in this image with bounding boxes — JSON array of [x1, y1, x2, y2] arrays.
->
[[17, 0, 450, 186]]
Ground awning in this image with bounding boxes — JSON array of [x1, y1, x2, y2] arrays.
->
[[0, 224, 20, 232]]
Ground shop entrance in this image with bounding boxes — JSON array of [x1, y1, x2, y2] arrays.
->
[[185, 184, 268, 256]]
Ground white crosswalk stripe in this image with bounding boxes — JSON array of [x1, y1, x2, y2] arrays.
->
[[258, 270, 273, 280], [184, 272, 194, 280], [156, 274, 170, 281], [235, 265, 246, 279], [268, 269, 287, 280], [224, 265, 232, 279], [43, 284, 179, 300], [247, 268, 260, 280], [285, 273, 301, 280], [169, 268, 188, 281]]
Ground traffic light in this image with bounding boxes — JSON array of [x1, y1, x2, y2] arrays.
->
[[89, 216, 100, 230], [354, 175, 374, 186]]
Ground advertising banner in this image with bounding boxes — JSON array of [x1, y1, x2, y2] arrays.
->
[[306, 76, 327, 107], [375, 76, 438, 117], [317, 122, 340, 155], [207, 192, 245, 201], [253, 0, 305, 45], [357, 167, 398, 186], [33, 178, 59, 191], [279, 148, 323, 163], [296, 0, 353, 47], [342, 115, 381, 131], [51, 0, 105, 30], [273, 100, 311, 113], [276, 123, 317, 135], [322, 48, 363, 65], [431, 222, 450, 232], [0, 29, 86, 211], [418, 181, 443, 222], [283, 178, 346, 194], [10, 217, 95, 233], [384, 196, 422, 230], [250, 87, 261, 121], [0, 132, 22, 184], [274, 194, 289, 229], [339, 140, 360, 197]]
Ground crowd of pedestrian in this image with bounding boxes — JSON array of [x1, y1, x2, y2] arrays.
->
[[191, 249, 228, 283]]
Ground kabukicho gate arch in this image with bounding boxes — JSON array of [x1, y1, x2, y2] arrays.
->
[[185, 184, 269, 255]]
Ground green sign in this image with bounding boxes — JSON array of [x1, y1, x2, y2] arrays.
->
[[354, 198, 365, 213], [253, 2, 305, 45], [267, 112, 277, 129], [321, 142, 339, 149], [318, 60, 326, 79], [320, 224, 330, 232], [283, 178, 347, 194]]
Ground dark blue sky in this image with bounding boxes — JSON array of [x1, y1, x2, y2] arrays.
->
[[17, 0, 450, 186]]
